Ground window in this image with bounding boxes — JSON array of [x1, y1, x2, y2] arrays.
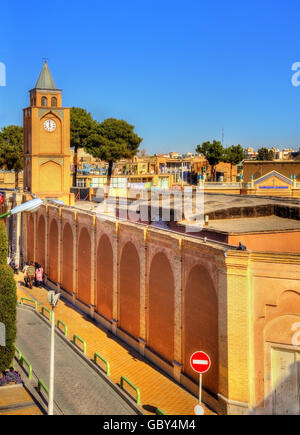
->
[[51, 97, 57, 107], [76, 178, 87, 188], [41, 97, 48, 107]]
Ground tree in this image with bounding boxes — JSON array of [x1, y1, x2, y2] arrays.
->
[[196, 140, 224, 181], [0, 126, 24, 188], [256, 147, 274, 161], [224, 144, 245, 180], [0, 221, 17, 373], [70, 107, 95, 187], [85, 118, 143, 192]]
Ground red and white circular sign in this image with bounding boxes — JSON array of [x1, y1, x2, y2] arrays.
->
[[190, 351, 211, 374]]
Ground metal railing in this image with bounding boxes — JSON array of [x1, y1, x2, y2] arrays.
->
[[120, 376, 141, 405], [94, 353, 111, 376], [72, 334, 87, 354]]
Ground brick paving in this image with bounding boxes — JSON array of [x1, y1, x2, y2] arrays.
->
[[0, 385, 43, 415], [16, 275, 216, 416]]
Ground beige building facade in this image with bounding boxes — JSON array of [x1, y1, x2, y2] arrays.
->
[[23, 203, 300, 415]]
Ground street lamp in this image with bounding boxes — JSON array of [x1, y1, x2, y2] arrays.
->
[[47, 291, 60, 416], [0, 198, 44, 219]]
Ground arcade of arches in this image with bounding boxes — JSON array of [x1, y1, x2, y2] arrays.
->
[[24, 205, 300, 415]]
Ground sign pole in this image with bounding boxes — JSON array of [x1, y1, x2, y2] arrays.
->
[[199, 373, 202, 405], [190, 350, 211, 413]]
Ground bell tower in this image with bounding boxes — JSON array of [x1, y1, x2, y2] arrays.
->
[[23, 61, 74, 205]]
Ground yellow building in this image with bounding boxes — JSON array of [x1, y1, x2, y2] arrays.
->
[[23, 61, 74, 205], [0, 171, 23, 189]]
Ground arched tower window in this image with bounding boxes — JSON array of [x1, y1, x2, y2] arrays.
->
[[41, 96, 48, 107], [51, 97, 57, 107]]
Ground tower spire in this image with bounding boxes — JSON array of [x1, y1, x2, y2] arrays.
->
[[35, 60, 57, 90]]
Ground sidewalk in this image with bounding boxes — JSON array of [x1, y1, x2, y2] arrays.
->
[[16, 274, 216, 416], [0, 385, 43, 415]]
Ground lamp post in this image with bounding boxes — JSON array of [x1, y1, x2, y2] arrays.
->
[[47, 291, 60, 416], [0, 198, 44, 219]]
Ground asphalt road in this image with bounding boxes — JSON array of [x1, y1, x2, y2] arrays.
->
[[16, 308, 137, 415]]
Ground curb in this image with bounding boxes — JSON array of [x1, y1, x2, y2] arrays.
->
[[12, 357, 62, 415]]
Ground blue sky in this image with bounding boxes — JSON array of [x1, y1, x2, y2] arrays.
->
[[0, 0, 300, 154]]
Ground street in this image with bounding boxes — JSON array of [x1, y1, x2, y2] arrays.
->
[[16, 308, 137, 415]]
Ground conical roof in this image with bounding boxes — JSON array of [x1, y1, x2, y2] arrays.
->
[[35, 61, 57, 90]]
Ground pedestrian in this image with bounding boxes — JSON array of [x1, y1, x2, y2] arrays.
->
[[23, 263, 30, 287], [27, 262, 35, 289], [35, 264, 44, 288], [34, 262, 39, 286]]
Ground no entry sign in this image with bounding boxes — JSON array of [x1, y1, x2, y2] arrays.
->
[[190, 351, 211, 374]]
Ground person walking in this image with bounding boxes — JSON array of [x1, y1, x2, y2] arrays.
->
[[35, 264, 44, 288], [34, 262, 39, 286], [27, 262, 35, 289], [23, 263, 30, 287]]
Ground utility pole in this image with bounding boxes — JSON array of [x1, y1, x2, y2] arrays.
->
[[48, 291, 61, 416]]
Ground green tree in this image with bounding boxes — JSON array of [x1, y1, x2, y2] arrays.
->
[[70, 107, 95, 187], [256, 147, 274, 161], [224, 144, 245, 180], [196, 140, 224, 181], [0, 126, 24, 188], [0, 221, 17, 373], [85, 118, 142, 191]]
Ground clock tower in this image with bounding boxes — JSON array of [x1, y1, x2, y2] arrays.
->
[[23, 61, 74, 205]]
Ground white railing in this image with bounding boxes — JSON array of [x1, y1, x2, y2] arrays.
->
[[203, 182, 242, 188]]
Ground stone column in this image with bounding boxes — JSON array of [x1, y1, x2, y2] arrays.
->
[[139, 228, 147, 356], [57, 209, 62, 291], [72, 212, 78, 305], [111, 222, 119, 335], [217, 252, 250, 415], [172, 238, 183, 382], [11, 193, 23, 267], [33, 212, 37, 263], [16, 194, 23, 267], [89, 216, 96, 318], [22, 211, 28, 265]]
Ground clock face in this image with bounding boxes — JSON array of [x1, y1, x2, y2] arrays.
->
[[44, 119, 56, 132]]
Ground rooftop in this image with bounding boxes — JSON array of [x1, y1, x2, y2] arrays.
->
[[207, 216, 300, 234]]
